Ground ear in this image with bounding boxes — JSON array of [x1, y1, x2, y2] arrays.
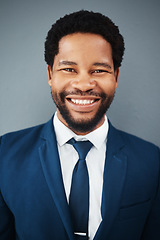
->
[[47, 65, 52, 86], [114, 68, 120, 88]]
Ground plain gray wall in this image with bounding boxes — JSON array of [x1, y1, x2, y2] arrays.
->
[[0, 0, 160, 147]]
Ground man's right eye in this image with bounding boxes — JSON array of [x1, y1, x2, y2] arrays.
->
[[62, 68, 76, 73]]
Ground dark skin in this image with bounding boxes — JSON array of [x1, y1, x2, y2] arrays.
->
[[47, 33, 119, 135]]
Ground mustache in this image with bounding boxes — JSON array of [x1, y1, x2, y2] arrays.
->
[[60, 89, 107, 98]]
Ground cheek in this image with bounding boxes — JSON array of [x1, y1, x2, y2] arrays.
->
[[51, 86, 66, 104], [51, 74, 70, 91], [50, 81, 63, 94], [99, 80, 117, 94]]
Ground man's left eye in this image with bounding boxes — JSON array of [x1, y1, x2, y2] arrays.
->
[[93, 70, 107, 73]]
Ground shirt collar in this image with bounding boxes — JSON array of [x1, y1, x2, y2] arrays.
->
[[53, 112, 108, 149]]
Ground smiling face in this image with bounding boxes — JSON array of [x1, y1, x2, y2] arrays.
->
[[47, 33, 119, 135]]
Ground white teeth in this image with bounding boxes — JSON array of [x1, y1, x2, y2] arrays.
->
[[71, 99, 94, 105]]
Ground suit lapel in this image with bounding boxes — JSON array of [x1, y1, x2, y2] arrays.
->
[[38, 118, 74, 240], [94, 122, 128, 240], [38, 118, 127, 240]]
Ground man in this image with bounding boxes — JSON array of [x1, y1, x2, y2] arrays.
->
[[0, 10, 159, 240]]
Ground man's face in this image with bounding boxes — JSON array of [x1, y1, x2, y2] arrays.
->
[[47, 33, 119, 135]]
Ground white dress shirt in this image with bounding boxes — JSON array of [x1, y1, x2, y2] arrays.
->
[[53, 113, 108, 239]]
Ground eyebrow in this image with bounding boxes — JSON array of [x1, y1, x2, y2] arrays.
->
[[58, 60, 112, 69], [93, 62, 112, 69], [58, 61, 77, 66]]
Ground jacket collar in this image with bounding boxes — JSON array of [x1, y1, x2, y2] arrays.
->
[[39, 116, 75, 240], [94, 121, 127, 239], [39, 117, 127, 240]]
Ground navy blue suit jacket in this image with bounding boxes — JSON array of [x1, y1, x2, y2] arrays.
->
[[0, 117, 160, 240]]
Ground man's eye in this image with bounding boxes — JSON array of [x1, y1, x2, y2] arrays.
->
[[63, 68, 76, 73], [93, 69, 107, 73]]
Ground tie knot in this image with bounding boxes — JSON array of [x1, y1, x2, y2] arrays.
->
[[67, 138, 93, 160]]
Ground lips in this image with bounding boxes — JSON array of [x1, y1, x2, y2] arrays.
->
[[65, 95, 101, 113], [70, 99, 94, 105]]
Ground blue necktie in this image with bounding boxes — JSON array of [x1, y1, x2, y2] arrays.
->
[[67, 138, 93, 240]]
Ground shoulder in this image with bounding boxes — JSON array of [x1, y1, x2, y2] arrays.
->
[[0, 117, 54, 153], [0, 123, 44, 146], [109, 122, 160, 159], [108, 124, 160, 189], [121, 129, 158, 152]]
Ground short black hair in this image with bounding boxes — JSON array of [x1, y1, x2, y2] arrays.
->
[[44, 10, 125, 70]]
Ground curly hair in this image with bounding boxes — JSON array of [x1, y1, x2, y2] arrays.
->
[[44, 10, 125, 70]]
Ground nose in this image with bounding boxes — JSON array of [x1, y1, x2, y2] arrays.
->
[[71, 73, 96, 92]]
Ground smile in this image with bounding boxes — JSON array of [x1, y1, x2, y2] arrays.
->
[[65, 96, 101, 113], [70, 99, 95, 105]]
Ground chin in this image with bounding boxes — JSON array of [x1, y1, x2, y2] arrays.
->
[[64, 114, 104, 134]]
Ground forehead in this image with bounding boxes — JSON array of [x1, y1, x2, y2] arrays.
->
[[59, 32, 111, 52], [54, 33, 113, 66]]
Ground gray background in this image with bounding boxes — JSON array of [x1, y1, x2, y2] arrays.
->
[[0, 0, 160, 147]]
